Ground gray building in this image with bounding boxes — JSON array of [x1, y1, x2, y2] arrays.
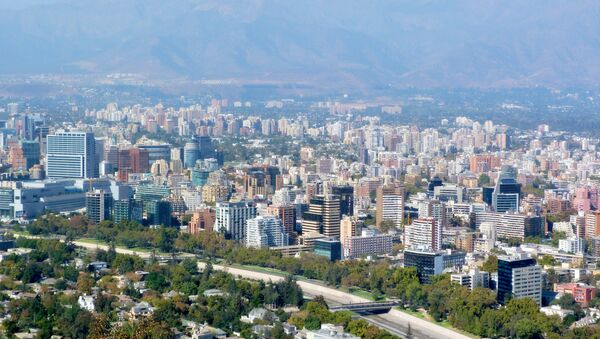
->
[[46, 131, 98, 179]]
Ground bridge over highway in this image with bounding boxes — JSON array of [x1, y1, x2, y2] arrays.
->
[[330, 301, 399, 313]]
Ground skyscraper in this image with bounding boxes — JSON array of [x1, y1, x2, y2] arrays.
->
[[331, 185, 354, 217], [376, 183, 405, 229], [301, 195, 340, 237], [492, 166, 521, 213], [46, 131, 98, 179]]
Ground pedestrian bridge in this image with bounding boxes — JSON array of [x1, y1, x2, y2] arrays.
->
[[329, 301, 398, 313]]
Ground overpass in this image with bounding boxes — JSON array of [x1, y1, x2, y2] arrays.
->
[[330, 301, 399, 313]]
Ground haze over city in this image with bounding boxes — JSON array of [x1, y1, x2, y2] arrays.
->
[[0, 1, 600, 339]]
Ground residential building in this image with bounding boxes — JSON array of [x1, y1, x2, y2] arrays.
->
[[245, 215, 288, 248]]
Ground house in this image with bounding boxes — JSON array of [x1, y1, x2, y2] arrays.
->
[[540, 305, 574, 319], [88, 261, 108, 271], [78, 295, 96, 312], [203, 289, 225, 298], [130, 301, 154, 319], [297, 324, 360, 339], [241, 307, 274, 324]]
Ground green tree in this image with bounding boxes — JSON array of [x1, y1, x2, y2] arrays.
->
[[481, 255, 498, 272]]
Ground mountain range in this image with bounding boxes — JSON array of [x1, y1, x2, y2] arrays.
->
[[1, 0, 599, 88]]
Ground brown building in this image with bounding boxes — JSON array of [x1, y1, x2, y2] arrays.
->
[[469, 154, 501, 173], [189, 208, 215, 235]]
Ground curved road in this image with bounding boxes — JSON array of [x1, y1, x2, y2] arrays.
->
[[71, 240, 470, 339]]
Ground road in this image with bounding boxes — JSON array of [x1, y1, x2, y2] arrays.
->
[[198, 262, 471, 339], [41, 238, 470, 339]]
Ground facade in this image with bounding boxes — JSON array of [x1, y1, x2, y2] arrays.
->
[[189, 208, 215, 234], [85, 189, 113, 224], [313, 237, 342, 261], [144, 200, 172, 226], [475, 212, 544, 241], [245, 216, 288, 248], [375, 183, 404, 229], [46, 131, 98, 179], [215, 201, 257, 241], [450, 268, 490, 291], [403, 249, 444, 284], [404, 217, 441, 251], [344, 232, 393, 259], [113, 199, 143, 224], [492, 168, 521, 213], [555, 283, 597, 306], [301, 195, 340, 237], [331, 185, 354, 217], [497, 254, 542, 306]]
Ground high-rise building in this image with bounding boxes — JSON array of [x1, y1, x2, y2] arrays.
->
[[184, 140, 199, 168], [46, 131, 98, 179], [492, 167, 521, 213], [113, 199, 143, 224], [497, 254, 542, 306], [245, 216, 288, 248], [144, 200, 172, 226], [214, 201, 257, 241], [331, 185, 354, 217], [404, 217, 442, 251], [86, 189, 113, 224], [21, 140, 40, 169], [375, 183, 405, 229], [301, 195, 340, 237]]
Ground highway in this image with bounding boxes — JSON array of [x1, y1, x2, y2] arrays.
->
[[70, 240, 469, 338]]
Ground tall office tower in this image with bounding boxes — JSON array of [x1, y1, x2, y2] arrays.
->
[[86, 190, 113, 224], [492, 167, 521, 212], [144, 200, 173, 226], [184, 140, 199, 168], [129, 148, 150, 173], [276, 205, 296, 238], [497, 254, 542, 306], [404, 217, 442, 251], [301, 195, 341, 237], [21, 140, 40, 169], [197, 135, 216, 159], [214, 201, 257, 241], [113, 199, 142, 224], [46, 131, 98, 179], [332, 185, 354, 217], [245, 216, 288, 248], [375, 183, 405, 229]]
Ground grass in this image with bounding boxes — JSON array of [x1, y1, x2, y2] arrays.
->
[[346, 288, 376, 301], [76, 238, 153, 254]]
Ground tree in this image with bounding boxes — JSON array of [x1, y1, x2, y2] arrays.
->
[[478, 174, 491, 187], [76, 273, 95, 294], [481, 255, 498, 272], [379, 220, 396, 233]]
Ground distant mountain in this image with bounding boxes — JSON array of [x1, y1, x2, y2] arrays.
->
[[1, 0, 600, 88]]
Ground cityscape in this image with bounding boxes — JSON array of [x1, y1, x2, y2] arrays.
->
[[1, 1, 600, 339]]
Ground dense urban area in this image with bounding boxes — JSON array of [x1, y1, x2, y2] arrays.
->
[[0, 88, 600, 339]]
